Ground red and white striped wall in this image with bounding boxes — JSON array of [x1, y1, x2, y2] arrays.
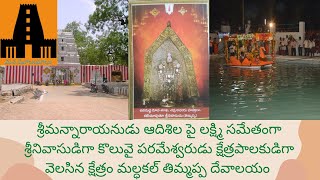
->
[[80, 65, 129, 83], [4, 66, 43, 84], [2, 65, 128, 84]]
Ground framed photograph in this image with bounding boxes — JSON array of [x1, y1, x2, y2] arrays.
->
[[129, 0, 209, 119]]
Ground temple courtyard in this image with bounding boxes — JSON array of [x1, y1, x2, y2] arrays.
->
[[0, 85, 128, 120]]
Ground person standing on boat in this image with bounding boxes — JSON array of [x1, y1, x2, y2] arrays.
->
[[240, 52, 245, 63], [247, 41, 252, 52], [239, 43, 247, 63], [229, 43, 236, 56], [240, 44, 246, 53], [298, 37, 303, 56], [265, 41, 270, 55], [252, 44, 259, 63], [259, 45, 267, 60]]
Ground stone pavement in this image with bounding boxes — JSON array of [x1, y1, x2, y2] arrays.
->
[[0, 86, 128, 120]]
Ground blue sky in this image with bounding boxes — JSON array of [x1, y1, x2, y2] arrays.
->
[[58, 0, 96, 30]]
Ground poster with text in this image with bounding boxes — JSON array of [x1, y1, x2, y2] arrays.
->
[[129, 0, 209, 120]]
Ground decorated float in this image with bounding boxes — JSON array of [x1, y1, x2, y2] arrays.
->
[[224, 33, 276, 70]]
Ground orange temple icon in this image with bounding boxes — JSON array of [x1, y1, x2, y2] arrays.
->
[[0, 4, 57, 59]]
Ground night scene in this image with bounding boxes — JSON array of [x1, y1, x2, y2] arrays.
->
[[209, 0, 320, 119]]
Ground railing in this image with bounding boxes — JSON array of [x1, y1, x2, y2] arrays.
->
[[222, 23, 300, 34], [276, 24, 299, 32]]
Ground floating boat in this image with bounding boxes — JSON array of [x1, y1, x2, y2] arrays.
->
[[225, 64, 273, 70], [224, 33, 276, 70], [225, 58, 274, 70]]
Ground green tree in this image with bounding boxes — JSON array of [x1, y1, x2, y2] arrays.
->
[[80, 40, 100, 65], [97, 31, 128, 65], [87, 0, 128, 33], [86, 0, 128, 65], [63, 0, 129, 66]]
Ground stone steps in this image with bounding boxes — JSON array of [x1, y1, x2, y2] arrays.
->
[[109, 86, 129, 96], [1, 84, 32, 96]]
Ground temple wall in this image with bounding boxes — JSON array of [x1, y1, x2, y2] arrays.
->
[[2, 65, 128, 85]]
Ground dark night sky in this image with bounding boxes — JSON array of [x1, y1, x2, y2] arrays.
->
[[210, 0, 320, 31]]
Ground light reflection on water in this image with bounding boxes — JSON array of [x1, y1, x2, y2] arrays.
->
[[211, 59, 320, 120]]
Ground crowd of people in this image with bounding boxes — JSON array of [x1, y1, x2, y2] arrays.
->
[[209, 32, 320, 57], [278, 35, 319, 57]]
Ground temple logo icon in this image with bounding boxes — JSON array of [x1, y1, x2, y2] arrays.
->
[[0, 4, 57, 59]]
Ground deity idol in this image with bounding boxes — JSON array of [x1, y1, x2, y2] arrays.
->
[[157, 52, 181, 107]]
